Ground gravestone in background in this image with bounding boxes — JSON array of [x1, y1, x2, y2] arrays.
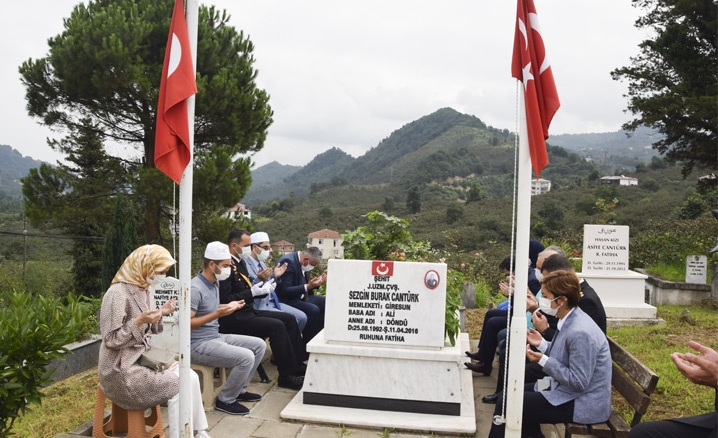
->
[[685, 255, 708, 284]]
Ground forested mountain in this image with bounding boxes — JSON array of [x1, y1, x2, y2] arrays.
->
[[0, 145, 45, 199]]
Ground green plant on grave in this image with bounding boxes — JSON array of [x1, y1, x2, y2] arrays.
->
[[0, 292, 86, 437]]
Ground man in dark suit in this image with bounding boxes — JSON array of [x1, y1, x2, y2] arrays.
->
[[275, 247, 326, 342], [629, 340, 717, 438], [217, 228, 306, 390]]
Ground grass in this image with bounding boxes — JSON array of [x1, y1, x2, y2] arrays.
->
[[646, 262, 713, 283], [11, 305, 718, 437], [465, 304, 718, 422]]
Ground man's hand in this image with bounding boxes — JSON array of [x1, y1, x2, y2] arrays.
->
[[670, 341, 718, 388], [216, 300, 244, 317], [499, 276, 514, 297], [257, 267, 273, 281], [308, 273, 327, 289], [273, 262, 288, 278], [526, 292, 538, 313], [532, 310, 548, 333]]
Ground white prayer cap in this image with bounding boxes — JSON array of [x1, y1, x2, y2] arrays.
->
[[251, 232, 270, 244], [204, 241, 231, 260]]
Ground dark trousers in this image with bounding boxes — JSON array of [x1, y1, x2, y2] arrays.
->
[[489, 383, 575, 438], [474, 309, 508, 363], [219, 309, 304, 377], [287, 294, 325, 342], [628, 413, 717, 438], [495, 344, 547, 394]]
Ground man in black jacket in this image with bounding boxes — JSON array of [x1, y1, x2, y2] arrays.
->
[[218, 228, 305, 390]]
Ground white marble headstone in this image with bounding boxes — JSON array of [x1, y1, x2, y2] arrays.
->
[[324, 259, 447, 348], [153, 276, 180, 322], [685, 255, 707, 284], [582, 225, 630, 274]]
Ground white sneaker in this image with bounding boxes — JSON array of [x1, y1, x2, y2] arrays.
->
[[195, 431, 212, 438]]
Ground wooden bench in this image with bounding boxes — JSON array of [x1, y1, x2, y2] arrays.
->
[[565, 336, 659, 438]]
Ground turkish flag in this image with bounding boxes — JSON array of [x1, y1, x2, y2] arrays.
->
[[154, 0, 197, 184], [371, 261, 394, 277], [511, 0, 560, 178]]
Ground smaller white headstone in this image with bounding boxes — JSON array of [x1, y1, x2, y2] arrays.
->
[[582, 225, 630, 274], [685, 255, 708, 284], [153, 276, 180, 322], [325, 259, 447, 348]]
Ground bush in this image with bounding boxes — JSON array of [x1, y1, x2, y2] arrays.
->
[[0, 292, 87, 437]]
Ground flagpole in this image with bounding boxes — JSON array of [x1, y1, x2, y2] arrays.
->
[[503, 90, 532, 437], [178, 0, 198, 436]]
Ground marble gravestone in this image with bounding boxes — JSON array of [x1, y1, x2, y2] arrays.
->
[[685, 255, 708, 284], [281, 259, 476, 434], [579, 225, 657, 322], [148, 277, 181, 352]]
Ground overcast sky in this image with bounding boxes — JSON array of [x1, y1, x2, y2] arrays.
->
[[1, 1, 648, 168]]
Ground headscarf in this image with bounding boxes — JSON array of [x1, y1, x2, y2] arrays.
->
[[528, 240, 545, 269], [111, 244, 176, 289]]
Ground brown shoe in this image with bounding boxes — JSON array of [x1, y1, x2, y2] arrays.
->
[[464, 361, 492, 376]]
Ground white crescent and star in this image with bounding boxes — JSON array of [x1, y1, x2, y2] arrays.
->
[[167, 32, 182, 78], [375, 263, 389, 275], [517, 13, 550, 89]]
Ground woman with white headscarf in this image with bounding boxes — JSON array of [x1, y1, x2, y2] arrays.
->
[[98, 244, 211, 438]]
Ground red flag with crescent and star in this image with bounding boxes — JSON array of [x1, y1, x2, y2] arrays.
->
[[154, 0, 197, 184], [511, 0, 560, 179]]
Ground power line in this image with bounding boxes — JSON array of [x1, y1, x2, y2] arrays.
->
[[0, 229, 105, 242]]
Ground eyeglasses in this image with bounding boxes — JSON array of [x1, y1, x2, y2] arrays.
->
[[259, 245, 271, 250]]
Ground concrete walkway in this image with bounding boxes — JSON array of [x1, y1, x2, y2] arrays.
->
[[58, 342, 567, 438]]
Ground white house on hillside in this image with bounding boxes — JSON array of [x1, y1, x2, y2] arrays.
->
[[225, 202, 251, 220], [531, 178, 551, 196], [600, 175, 638, 186], [307, 229, 344, 260]]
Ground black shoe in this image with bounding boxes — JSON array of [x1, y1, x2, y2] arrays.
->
[[278, 375, 304, 390], [215, 399, 249, 415], [235, 391, 262, 402], [482, 392, 499, 404], [465, 350, 482, 361], [464, 361, 492, 376]]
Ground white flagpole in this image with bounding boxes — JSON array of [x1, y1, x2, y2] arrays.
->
[[503, 89, 532, 437], [178, 0, 198, 436]]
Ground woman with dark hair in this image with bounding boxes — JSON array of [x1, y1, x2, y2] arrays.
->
[[488, 270, 612, 438]]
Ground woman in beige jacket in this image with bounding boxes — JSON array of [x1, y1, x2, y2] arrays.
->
[[98, 244, 211, 438]]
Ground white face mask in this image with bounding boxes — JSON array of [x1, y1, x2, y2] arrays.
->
[[301, 263, 315, 272], [147, 274, 166, 287], [239, 246, 252, 260], [535, 268, 544, 281], [538, 296, 560, 316], [215, 265, 231, 281], [257, 248, 270, 262]]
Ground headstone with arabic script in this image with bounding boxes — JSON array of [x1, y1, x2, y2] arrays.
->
[[582, 225, 629, 274], [685, 255, 707, 284], [324, 259, 447, 348]]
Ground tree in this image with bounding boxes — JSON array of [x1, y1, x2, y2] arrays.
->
[[446, 202, 464, 224], [406, 186, 422, 214], [22, 120, 126, 296], [611, 0, 717, 177], [466, 183, 485, 203], [20, 0, 272, 244], [381, 196, 394, 212], [102, 196, 139, 292]]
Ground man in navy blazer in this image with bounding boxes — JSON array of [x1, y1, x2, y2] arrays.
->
[[275, 247, 326, 342]]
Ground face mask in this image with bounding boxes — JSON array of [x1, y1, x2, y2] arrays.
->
[[239, 246, 252, 260], [214, 264, 231, 281], [538, 296, 560, 316], [147, 274, 166, 287], [535, 268, 544, 281], [301, 263, 315, 272], [257, 248, 270, 262]]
